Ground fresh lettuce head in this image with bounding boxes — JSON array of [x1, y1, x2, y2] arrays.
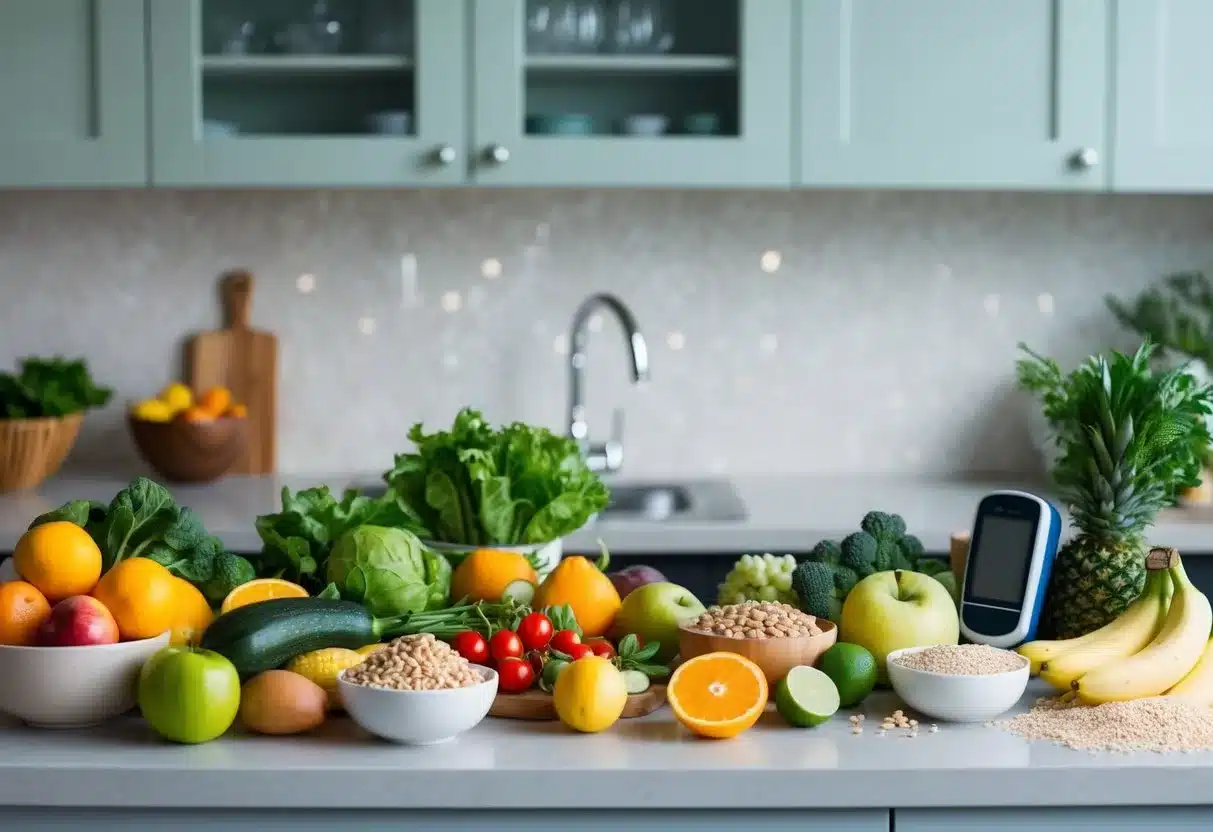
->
[[326, 526, 452, 617]]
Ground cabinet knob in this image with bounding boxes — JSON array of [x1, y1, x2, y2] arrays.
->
[[1070, 147, 1099, 170], [485, 144, 511, 165], [435, 145, 457, 165]]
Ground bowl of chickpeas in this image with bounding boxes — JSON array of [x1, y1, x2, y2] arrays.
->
[[679, 601, 838, 684]]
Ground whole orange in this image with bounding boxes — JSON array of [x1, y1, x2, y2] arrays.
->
[[0, 580, 52, 645], [13, 522, 103, 602], [197, 387, 232, 417], [91, 558, 180, 641], [533, 554, 621, 639], [169, 577, 215, 646], [450, 549, 538, 603]]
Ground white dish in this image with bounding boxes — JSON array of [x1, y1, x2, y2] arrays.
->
[[620, 114, 669, 136], [338, 665, 498, 745], [367, 110, 414, 135], [885, 645, 1029, 723], [0, 632, 170, 728]]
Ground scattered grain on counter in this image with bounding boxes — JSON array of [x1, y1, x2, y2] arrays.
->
[[997, 695, 1213, 753], [341, 634, 482, 692], [685, 601, 823, 639], [891, 644, 1028, 676]]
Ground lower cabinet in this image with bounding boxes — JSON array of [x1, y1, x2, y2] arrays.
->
[[895, 808, 1213, 830]]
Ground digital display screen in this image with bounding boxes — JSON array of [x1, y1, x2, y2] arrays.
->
[[969, 515, 1035, 606]]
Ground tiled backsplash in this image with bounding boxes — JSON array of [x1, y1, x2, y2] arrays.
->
[[3, 190, 1212, 478]]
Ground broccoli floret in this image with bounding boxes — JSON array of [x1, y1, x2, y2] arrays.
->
[[899, 533, 925, 564], [828, 595, 843, 622], [840, 531, 878, 576], [917, 558, 950, 577], [861, 511, 907, 541], [792, 561, 836, 619], [200, 553, 257, 605], [807, 539, 842, 566], [833, 565, 859, 596]]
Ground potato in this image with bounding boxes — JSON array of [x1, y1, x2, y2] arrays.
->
[[239, 670, 327, 735]]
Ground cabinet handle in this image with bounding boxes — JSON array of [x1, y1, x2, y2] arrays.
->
[[485, 144, 511, 165], [1070, 148, 1099, 170], [435, 145, 457, 165]]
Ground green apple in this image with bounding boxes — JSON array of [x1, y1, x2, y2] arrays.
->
[[612, 582, 705, 663], [138, 646, 241, 744], [840, 570, 959, 684]]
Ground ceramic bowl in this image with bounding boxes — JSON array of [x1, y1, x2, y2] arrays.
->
[[338, 665, 498, 745], [885, 645, 1029, 723], [619, 114, 669, 136], [678, 619, 838, 683], [128, 414, 247, 483], [366, 110, 413, 135], [0, 632, 170, 728], [525, 114, 595, 135]]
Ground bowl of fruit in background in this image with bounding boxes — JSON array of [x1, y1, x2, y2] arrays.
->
[[128, 383, 248, 483]]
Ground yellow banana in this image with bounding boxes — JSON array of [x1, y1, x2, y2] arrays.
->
[[1166, 637, 1213, 706], [1035, 569, 1171, 691], [1074, 560, 1213, 704]]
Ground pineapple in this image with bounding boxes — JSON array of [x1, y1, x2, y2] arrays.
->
[[1018, 341, 1212, 638]]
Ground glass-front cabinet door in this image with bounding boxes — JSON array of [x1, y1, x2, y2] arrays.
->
[[150, 0, 466, 186], [471, 0, 792, 186]]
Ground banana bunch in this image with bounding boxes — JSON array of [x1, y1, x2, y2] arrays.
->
[[1017, 548, 1213, 705]]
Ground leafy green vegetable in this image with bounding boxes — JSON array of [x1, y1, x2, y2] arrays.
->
[[199, 552, 258, 605], [325, 526, 452, 617], [543, 603, 582, 638], [383, 408, 609, 546], [0, 356, 112, 419], [1106, 272, 1213, 367], [611, 634, 669, 679]]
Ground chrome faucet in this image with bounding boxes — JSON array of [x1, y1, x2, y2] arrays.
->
[[567, 293, 650, 473]]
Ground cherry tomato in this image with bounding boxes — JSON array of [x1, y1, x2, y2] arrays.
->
[[565, 643, 594, 661], [497, 657, 535, 693], [451, 631, 489, 664], [550, 629, 581, 655], [527, 650, 547, 677], [585, 639, 615, 659], [489, 629, 524, 662], [517, 612, 554, 652]]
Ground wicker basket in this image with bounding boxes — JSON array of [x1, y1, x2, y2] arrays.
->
[[0, 413, 83, 492]]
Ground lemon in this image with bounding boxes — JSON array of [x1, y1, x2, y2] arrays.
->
[[158, 382, 193, 413], [286, 648, 364, 710], [552, 656, 628, 733], [131, 399, 174, 422]]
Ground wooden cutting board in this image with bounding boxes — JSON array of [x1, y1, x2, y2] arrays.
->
[[489, 685, 667, 721], [186, 271, 278, 474]]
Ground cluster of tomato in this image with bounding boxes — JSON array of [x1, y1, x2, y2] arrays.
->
[[449, 611, 618, 693]]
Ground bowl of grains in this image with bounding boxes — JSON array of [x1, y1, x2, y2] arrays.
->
[[678, 601, 838, 684], [885, 643, 1030, 722], [338, 634, 499, 745]]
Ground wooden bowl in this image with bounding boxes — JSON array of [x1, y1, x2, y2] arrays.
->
[[128, 414, 247, 483], [0, 413, 83, 491], [678, 619, 839, 684]]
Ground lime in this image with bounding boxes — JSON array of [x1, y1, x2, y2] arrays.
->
[[817, 642, 878, 707], [775, 666, 840, 728]]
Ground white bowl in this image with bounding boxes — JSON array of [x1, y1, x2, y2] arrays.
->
[[885, 645, 1029, 723], [620, 114, 669, 136], [338, 665, 498, 745], [0, 632, 170, 728], [367, 110, 414, 135]]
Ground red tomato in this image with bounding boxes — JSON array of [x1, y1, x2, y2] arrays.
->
[[489, 630, 524, 662], [517, 612, 554, 652], [550, 629, 581, 655], [497, 657, 535, 693], [527, 650, 546, 677], [585, 639, 615, 659], [565, 643, 594, 661], [451, 631, 489, 664]]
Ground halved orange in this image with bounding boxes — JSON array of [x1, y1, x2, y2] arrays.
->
[[220, 578, 308, 614], [667, 651, 769, 739]]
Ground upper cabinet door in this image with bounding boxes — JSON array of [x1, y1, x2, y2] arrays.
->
[[471, 0, 792, 187], [149, 0, 466, 186], [0, 0, 146, 187], [1114, 0, 1213, 191], [799, 0, 1109, 190]]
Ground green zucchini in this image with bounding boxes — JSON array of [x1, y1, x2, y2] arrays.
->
[[200, 598, 393, 676]]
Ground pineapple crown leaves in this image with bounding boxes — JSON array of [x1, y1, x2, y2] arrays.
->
[[1017, 340, 1213, 542]]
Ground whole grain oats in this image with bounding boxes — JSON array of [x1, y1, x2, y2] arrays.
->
[[996, 695, 1213, 753], [686, 601, 823, 639], [342, 633, 483, 692], [891, 644, 1027, 676]]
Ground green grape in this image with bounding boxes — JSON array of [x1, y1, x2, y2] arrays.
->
[[718, 552, 802, 606]]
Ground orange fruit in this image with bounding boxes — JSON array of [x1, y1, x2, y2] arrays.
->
[[197, 387, 232, 417], [13, 522, 103, 602], [169, 577, 214, 645], [225, 403, 248, 419], [450, 549, 538, 603], [178, 405, 215, 423], [533, 555, 621, 639], [90, 558, 180, 641], [220, 578, 308, 614], [0, 581, 52, 645], [667, 652, 769, 739]]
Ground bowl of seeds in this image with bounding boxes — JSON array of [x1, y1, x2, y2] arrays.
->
[[885, 643, 1029, 722], [338, 633, 498, 744], [678, 601, 838, 683]]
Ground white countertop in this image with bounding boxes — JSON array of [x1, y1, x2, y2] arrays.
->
[[2, 473, 1213, 555], [0, 683, 1209, 810]]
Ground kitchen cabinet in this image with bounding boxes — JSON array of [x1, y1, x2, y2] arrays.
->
[[148, 0, 466, 186], [798, 0, 1109, 190], [895, 807, 1213, 830], [0, 0, 147, 187], [470, 0, 792, 187], [1113, 0, 1213, 191]]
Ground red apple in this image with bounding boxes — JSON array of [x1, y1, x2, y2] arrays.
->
[[37, 596, 119, 647], [607, 565, 667, 599]]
